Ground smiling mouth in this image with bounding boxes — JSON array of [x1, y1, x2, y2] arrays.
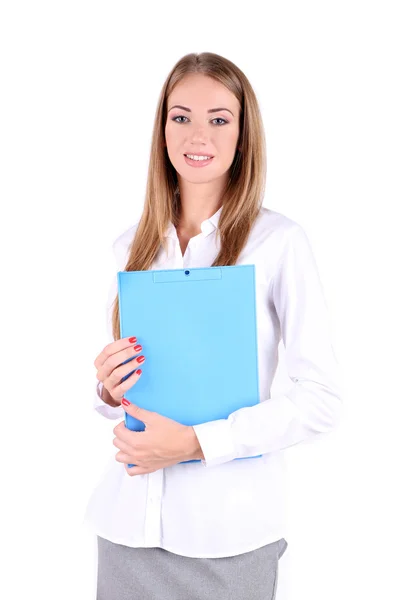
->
[[184, 154, 215, 159]]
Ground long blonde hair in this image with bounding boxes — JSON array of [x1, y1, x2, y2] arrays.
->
[[112, 51, 267, 340]]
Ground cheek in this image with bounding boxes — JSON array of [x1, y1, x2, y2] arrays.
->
[[216, 131, 240, 162], [226, 126, 240, 147], [165, 122, 182, 148], [164, 127, 182, 167], [214, 126, 239, 149], [164, 123, 172, 146]]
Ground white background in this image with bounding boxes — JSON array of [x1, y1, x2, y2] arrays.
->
[[1, 1, 399, 598]]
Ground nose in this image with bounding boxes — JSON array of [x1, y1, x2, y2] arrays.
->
[[190, 124, 208, 144]]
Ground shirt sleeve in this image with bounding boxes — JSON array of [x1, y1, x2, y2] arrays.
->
[[192, 224, 344, 468], [94, 379, 125, 419]]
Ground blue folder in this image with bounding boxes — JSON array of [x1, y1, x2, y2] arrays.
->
[[117, 265, 262, 467]]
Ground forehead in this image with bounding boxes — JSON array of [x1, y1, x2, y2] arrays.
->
[[168, 74, 239, 111]]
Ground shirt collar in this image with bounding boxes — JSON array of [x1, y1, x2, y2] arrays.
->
[[165, 205, 223, 239]]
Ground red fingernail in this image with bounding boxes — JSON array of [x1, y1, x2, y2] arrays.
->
[[136, 369, 142, 376], [134, 344, 142, 352], [129, 337, 137, 343], [121, 398, 130, 406]]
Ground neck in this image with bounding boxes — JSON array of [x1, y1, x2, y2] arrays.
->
[[176, 175, 226, 233]]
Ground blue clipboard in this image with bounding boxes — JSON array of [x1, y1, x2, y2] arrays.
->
[[117, 265, 262, 467]]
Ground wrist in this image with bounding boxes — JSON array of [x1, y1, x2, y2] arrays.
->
[[100, 384, 122, 408]]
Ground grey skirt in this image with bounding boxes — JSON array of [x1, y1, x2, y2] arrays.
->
[[96, 536, 288, 600]]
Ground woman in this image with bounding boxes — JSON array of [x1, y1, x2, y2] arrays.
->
[[84, 51, 343, 600]]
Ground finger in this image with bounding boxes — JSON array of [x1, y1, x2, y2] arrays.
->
[[112, 436, 134, 455], [113, 421, 143, 445], [97, 344, 144, 388], [107, 367, 143, 402], [106, 352, 145, 389], [124, 464, 150, 477], [94, 336, 139, 371], [115, 451, 141, 467]]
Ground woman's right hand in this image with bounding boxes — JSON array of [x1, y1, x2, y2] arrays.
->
[[94, 337, 146, 406]]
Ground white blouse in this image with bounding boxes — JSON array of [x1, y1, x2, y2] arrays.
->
[[83, 205, 343, 558]]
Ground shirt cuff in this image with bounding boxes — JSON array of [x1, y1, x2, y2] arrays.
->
[[93, 381, 125, 420], [192, 418, 237, 467]]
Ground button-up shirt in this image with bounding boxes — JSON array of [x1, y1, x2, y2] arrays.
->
[[83, 205, 343, 558]]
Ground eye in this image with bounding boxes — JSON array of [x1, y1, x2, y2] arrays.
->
[[172, 116, 189, 124], [171, 116, 228, 126], [211, 118, 228, 126]]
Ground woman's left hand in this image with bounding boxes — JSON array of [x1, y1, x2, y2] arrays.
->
[[113, 398, 198, 476]]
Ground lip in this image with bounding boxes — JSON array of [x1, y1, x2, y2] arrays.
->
[[184, 153, 215, 168], [184, 152, 214, 157]]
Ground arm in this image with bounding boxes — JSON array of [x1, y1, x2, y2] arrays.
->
[[93, 227, 136, 420], [192, 224, 344, 468], [92, 270, 126, 420]]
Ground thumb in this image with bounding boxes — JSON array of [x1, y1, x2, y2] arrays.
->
[[121, 397, 153, 424]]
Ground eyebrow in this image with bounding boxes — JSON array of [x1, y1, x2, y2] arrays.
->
[[168, 104, 234, 117]]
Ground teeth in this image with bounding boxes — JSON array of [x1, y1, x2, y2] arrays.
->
[[186, 154, 212, 161]]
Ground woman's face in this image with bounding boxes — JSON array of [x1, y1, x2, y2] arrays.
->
[[165, 74, 241, 185]]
